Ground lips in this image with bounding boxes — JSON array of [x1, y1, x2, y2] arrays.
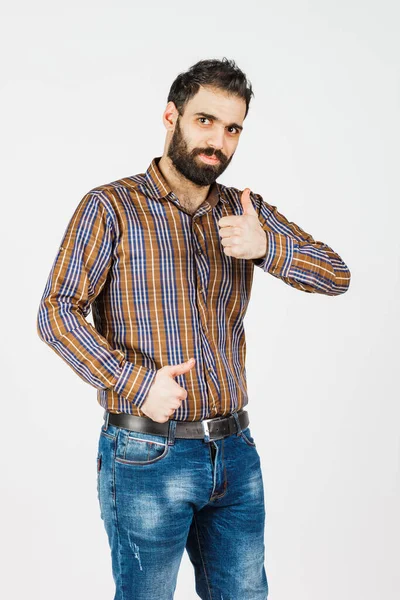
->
[[199, 153, 220, 164]]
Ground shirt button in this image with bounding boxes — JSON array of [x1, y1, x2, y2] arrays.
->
[[196, 248, 202, 255]]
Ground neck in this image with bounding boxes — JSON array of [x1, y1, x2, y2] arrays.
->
[[157, 155, 211, 211]]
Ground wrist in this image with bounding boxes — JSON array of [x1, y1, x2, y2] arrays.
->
[[254, 231, 267, 259]]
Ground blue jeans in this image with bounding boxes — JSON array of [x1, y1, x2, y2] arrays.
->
[[96, 411, 269, 599]]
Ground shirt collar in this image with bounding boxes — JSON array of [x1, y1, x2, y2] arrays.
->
[[144, 156, 226, 208]]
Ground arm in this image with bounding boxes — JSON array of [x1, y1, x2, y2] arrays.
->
[[250, 192, 351, 295], [36, 191, 157, 408]]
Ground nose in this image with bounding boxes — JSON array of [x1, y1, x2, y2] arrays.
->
[[206, 130, 225, 152]]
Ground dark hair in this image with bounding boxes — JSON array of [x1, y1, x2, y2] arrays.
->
[[167, 57, 254, 119]]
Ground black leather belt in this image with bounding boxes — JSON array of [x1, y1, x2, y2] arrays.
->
[[105, 408, 249, 441]]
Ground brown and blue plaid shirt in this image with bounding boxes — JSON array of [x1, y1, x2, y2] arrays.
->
[[37, 156, 351, 420]]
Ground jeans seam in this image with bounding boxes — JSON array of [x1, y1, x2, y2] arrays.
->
[[193, 512, 213, 600], [112, 429, 126, 600]]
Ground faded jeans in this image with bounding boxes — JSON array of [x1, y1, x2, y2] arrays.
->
[[96, 411, 269, 599]]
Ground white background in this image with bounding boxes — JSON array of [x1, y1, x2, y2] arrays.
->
[[1, 1, 399, 598]]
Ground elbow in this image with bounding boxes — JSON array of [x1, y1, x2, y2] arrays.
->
[[36, 303, 45, 341], [332, 266, 351, 296], [36, 299, 57, 344], [324, 274, 350, 297], [37, 309, 49, 343]]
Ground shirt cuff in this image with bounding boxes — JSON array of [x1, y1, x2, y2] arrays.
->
[[113, 360, 158, 409], [252, 230, 296, 277]]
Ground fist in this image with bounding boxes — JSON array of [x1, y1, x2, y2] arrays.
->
[[140, 358, 196, 423], [217, 188, 267, 260]]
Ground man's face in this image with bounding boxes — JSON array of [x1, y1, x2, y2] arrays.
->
[[166, 86, 246, 186]]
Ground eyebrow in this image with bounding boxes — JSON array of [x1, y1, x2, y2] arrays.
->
[[193, 112, 244, 132]]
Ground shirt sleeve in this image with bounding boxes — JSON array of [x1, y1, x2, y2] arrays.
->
[[36, 191, 157, 409], [250, 192, 351, 295]]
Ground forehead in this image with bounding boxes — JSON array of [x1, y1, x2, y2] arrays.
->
[[184, 85, 246, 123]]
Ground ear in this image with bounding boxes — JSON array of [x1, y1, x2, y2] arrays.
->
[[163, 101, 178, 131]]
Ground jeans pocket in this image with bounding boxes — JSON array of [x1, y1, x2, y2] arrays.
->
[[115, 429, 170, 465], [239, 426, 256, 447]]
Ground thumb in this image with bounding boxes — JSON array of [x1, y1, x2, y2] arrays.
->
[[240, 187, 257, 215], [168, 357, 196, 378]]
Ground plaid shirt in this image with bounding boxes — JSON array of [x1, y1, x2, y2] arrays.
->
[[37, 156, 351, 420]]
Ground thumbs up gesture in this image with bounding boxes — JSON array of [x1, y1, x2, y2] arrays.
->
[[217, 188, 267, 260], [140, 358, 196, 423]]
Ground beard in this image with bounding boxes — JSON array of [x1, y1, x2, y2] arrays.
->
[[167, 116, 234, 186]]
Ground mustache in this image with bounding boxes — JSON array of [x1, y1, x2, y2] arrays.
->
[[195, 149, 226, 162]]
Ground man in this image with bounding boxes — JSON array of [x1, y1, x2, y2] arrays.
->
[[37, 57, 350, 599]]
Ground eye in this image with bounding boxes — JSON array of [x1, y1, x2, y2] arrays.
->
[[197, 118, 240, 135]]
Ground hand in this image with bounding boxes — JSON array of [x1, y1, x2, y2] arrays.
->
[[140, 358, 196, 423], [217, 188, 267, 260]]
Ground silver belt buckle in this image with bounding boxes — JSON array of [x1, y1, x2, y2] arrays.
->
[[201, 417, 214, 442]]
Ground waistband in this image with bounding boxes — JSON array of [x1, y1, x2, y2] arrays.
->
[[103, 408, 249, 442]]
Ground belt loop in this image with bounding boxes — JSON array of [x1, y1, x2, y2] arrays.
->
[[103, 409, 110, 431], [232, 410, 242, 436], [167, 419, 177, 445]]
